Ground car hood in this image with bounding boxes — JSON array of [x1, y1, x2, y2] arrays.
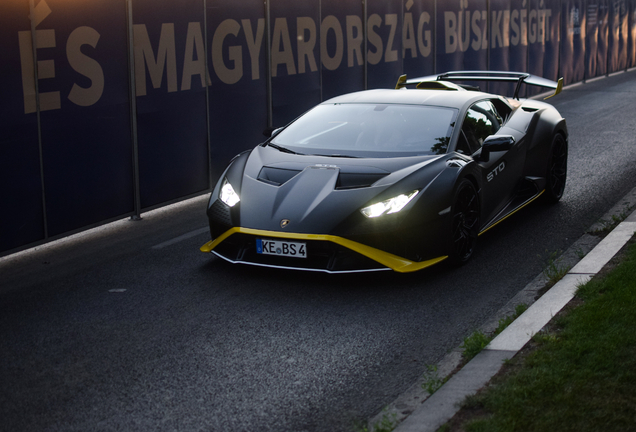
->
[[236, 145, 446, 233]]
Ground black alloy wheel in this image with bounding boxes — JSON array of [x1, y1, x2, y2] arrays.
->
[[544, 133, 568, 203], [449, 179, 480, 265]]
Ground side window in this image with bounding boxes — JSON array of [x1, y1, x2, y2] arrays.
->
[[491, 99, 512, 123], [461, 101, 502, 154], [456, 130, 472, 155]]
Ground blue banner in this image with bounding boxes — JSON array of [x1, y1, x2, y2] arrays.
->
[[585, 0, 600, 78], [508, 0, 531, 96], [607, 0, 629, 72], [133, 0, 209, 209], [320, 0, 365, 100], [630, 0, 636, 67], [366, 0, 404, 89], [402, 0, 435, 80], [489, 0, 518, 96], [561, 0, 586, 85], [435, 0, 488, 75], [527, 0, 560, 96], [270, 0, 321, 126], [597, 0, 609, 75], [0, 0, 45, 252], [207, 0, 268, 180], [35, 0, 133, 236]]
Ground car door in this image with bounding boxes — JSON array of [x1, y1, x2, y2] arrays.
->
[[459, 100, 523, 225]]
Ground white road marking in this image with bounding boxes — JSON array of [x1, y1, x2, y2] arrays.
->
[[152, 227, 209, 250]]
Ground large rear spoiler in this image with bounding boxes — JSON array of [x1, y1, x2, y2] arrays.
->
[[395, 71, 564, 100]]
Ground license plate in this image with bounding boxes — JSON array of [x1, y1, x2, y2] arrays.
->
[[256, 239, 307, 258]]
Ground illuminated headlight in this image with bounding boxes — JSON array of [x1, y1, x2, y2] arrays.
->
[[361, 190, 419, 218], [220, 179, 240, 207]]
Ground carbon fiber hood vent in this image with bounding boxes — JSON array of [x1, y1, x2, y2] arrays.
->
[[335, 172, 388, 189], [257, 167, 301, 186], [257, 164, 388, 189]]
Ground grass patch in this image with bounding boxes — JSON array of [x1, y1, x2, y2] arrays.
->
[[458, 240, 636, 432]]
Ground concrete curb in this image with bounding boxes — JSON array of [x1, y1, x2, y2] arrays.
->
[[369, 185, 636, 431], [392, 207, 636, 432]]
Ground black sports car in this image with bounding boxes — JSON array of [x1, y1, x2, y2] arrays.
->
[[201, 71, 568, 273]]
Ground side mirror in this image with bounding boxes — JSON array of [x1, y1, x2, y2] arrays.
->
[[477, 135, 515, 162]]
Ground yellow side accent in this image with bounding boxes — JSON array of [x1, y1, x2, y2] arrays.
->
[[395, 74, 408, 89], [544, 77, 564, 100], [200, 227, 447, 273], [478, 190, 545, 236]]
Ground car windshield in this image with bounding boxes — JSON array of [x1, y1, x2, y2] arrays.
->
[[271, 103, 457, 157]]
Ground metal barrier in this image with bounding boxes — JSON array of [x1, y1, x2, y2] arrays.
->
[[1, 0, 634, 255]]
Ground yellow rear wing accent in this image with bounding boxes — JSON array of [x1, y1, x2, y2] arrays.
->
[[395, 74, 407, 89], [201, 227, 447, 273], [397, 71, 565, 100], [543, 77, 564, 100]]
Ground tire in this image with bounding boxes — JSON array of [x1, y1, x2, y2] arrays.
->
[[543, 133, 568, 203], [448, 179, 480, 265]]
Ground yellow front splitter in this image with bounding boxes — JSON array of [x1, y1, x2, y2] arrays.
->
[[200, 227, 447, 273]]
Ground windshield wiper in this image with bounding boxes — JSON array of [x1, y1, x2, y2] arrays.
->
[[266, 143, 303, 155], [311, 153, 360, 158]]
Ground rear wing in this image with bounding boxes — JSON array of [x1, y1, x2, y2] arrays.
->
[[395, 71, 564, 100]]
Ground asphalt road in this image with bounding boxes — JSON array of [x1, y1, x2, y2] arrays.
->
[[2, 71, 636, 432]]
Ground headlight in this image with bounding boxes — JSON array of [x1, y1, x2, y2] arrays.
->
[[361, 190, 419, 218], [220, 178, 240, 207]]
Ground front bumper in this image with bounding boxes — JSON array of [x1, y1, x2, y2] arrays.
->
[[200, 227, 447, 273]]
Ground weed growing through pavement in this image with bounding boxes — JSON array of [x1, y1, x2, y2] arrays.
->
[[590, 211, 630, 235], [494, 304, 528, 336], [461, 304, 528, 362], [371, 413, 397, 432], [356, 411, 397, 432], [461, 331, 490, 361], [540, 250, 570, 285], [421, 364, 446, 395]]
